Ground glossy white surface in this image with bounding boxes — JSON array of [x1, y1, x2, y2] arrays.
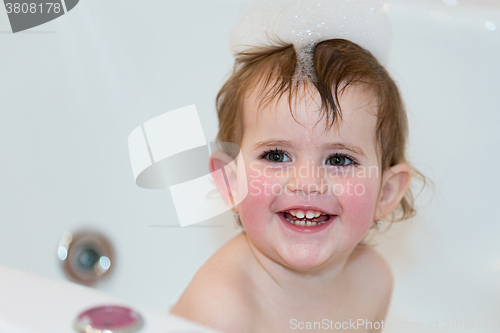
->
[[379, 0, 500, 331], [0, 265, 220, 333]]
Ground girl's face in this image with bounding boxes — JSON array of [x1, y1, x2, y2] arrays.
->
[[235, 83, 383, 270]]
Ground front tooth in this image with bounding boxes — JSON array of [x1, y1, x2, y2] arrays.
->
[[296, 211, 305, 218], [294, 221, 301, 225], [300, 221, 306, 226], [314, 212, 321, 217], [306, 211, 315, 219], [312, 222, 317, 226], [306, 221, 312, 226]]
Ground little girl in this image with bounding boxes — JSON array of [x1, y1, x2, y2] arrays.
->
[[171, 1, 418, 332]]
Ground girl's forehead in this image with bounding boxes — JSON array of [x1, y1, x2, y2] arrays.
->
[[242, 82, 379, 140]]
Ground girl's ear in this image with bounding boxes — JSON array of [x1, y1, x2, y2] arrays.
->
[[209, 150, 239, 210], [376, 163, 412, 219]]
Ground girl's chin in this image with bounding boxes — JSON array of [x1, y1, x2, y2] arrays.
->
[[275, 246, 335, 270]]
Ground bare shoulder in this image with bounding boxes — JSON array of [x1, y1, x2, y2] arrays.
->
[[170, 233, 256, 332], [350, 245, 394, 288], [344, 245, 394, 317]]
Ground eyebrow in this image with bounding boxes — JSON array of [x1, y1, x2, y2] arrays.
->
[[251, 139, 366, 157]]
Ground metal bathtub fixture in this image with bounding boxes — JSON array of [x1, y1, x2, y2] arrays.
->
[[58, 230, 115, 285]]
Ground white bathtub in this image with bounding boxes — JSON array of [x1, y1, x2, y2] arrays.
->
[[378, 1, 500, 331], [0, 265, 220, 332], [0, 0, 498, 331]]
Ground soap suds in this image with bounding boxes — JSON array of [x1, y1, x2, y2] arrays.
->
[[229, 0, 392, 81]]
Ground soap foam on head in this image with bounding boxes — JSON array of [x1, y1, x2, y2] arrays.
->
[[229, 0, 392, 81]]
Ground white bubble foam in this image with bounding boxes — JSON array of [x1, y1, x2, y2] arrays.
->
[[229, 0, 393, 71]]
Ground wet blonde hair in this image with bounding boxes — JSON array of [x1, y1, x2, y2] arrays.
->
[[215, 38, 424, 222]]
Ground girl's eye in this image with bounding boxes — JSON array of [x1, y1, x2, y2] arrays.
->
[[263, 150, 291, 163], [327, 155, 353, 166]]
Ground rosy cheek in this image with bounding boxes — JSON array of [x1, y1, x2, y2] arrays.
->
[[238, 168, 281, 233], [334, 177, 378, 240]]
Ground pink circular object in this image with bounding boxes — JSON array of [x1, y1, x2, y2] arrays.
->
[[74, 305, 143, 333]]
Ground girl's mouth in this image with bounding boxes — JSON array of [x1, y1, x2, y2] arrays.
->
[[277, 209, 336, 233], [282, 210, 330, 226]]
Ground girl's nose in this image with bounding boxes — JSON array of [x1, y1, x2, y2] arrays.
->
[[285, 160, 328, 195]]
